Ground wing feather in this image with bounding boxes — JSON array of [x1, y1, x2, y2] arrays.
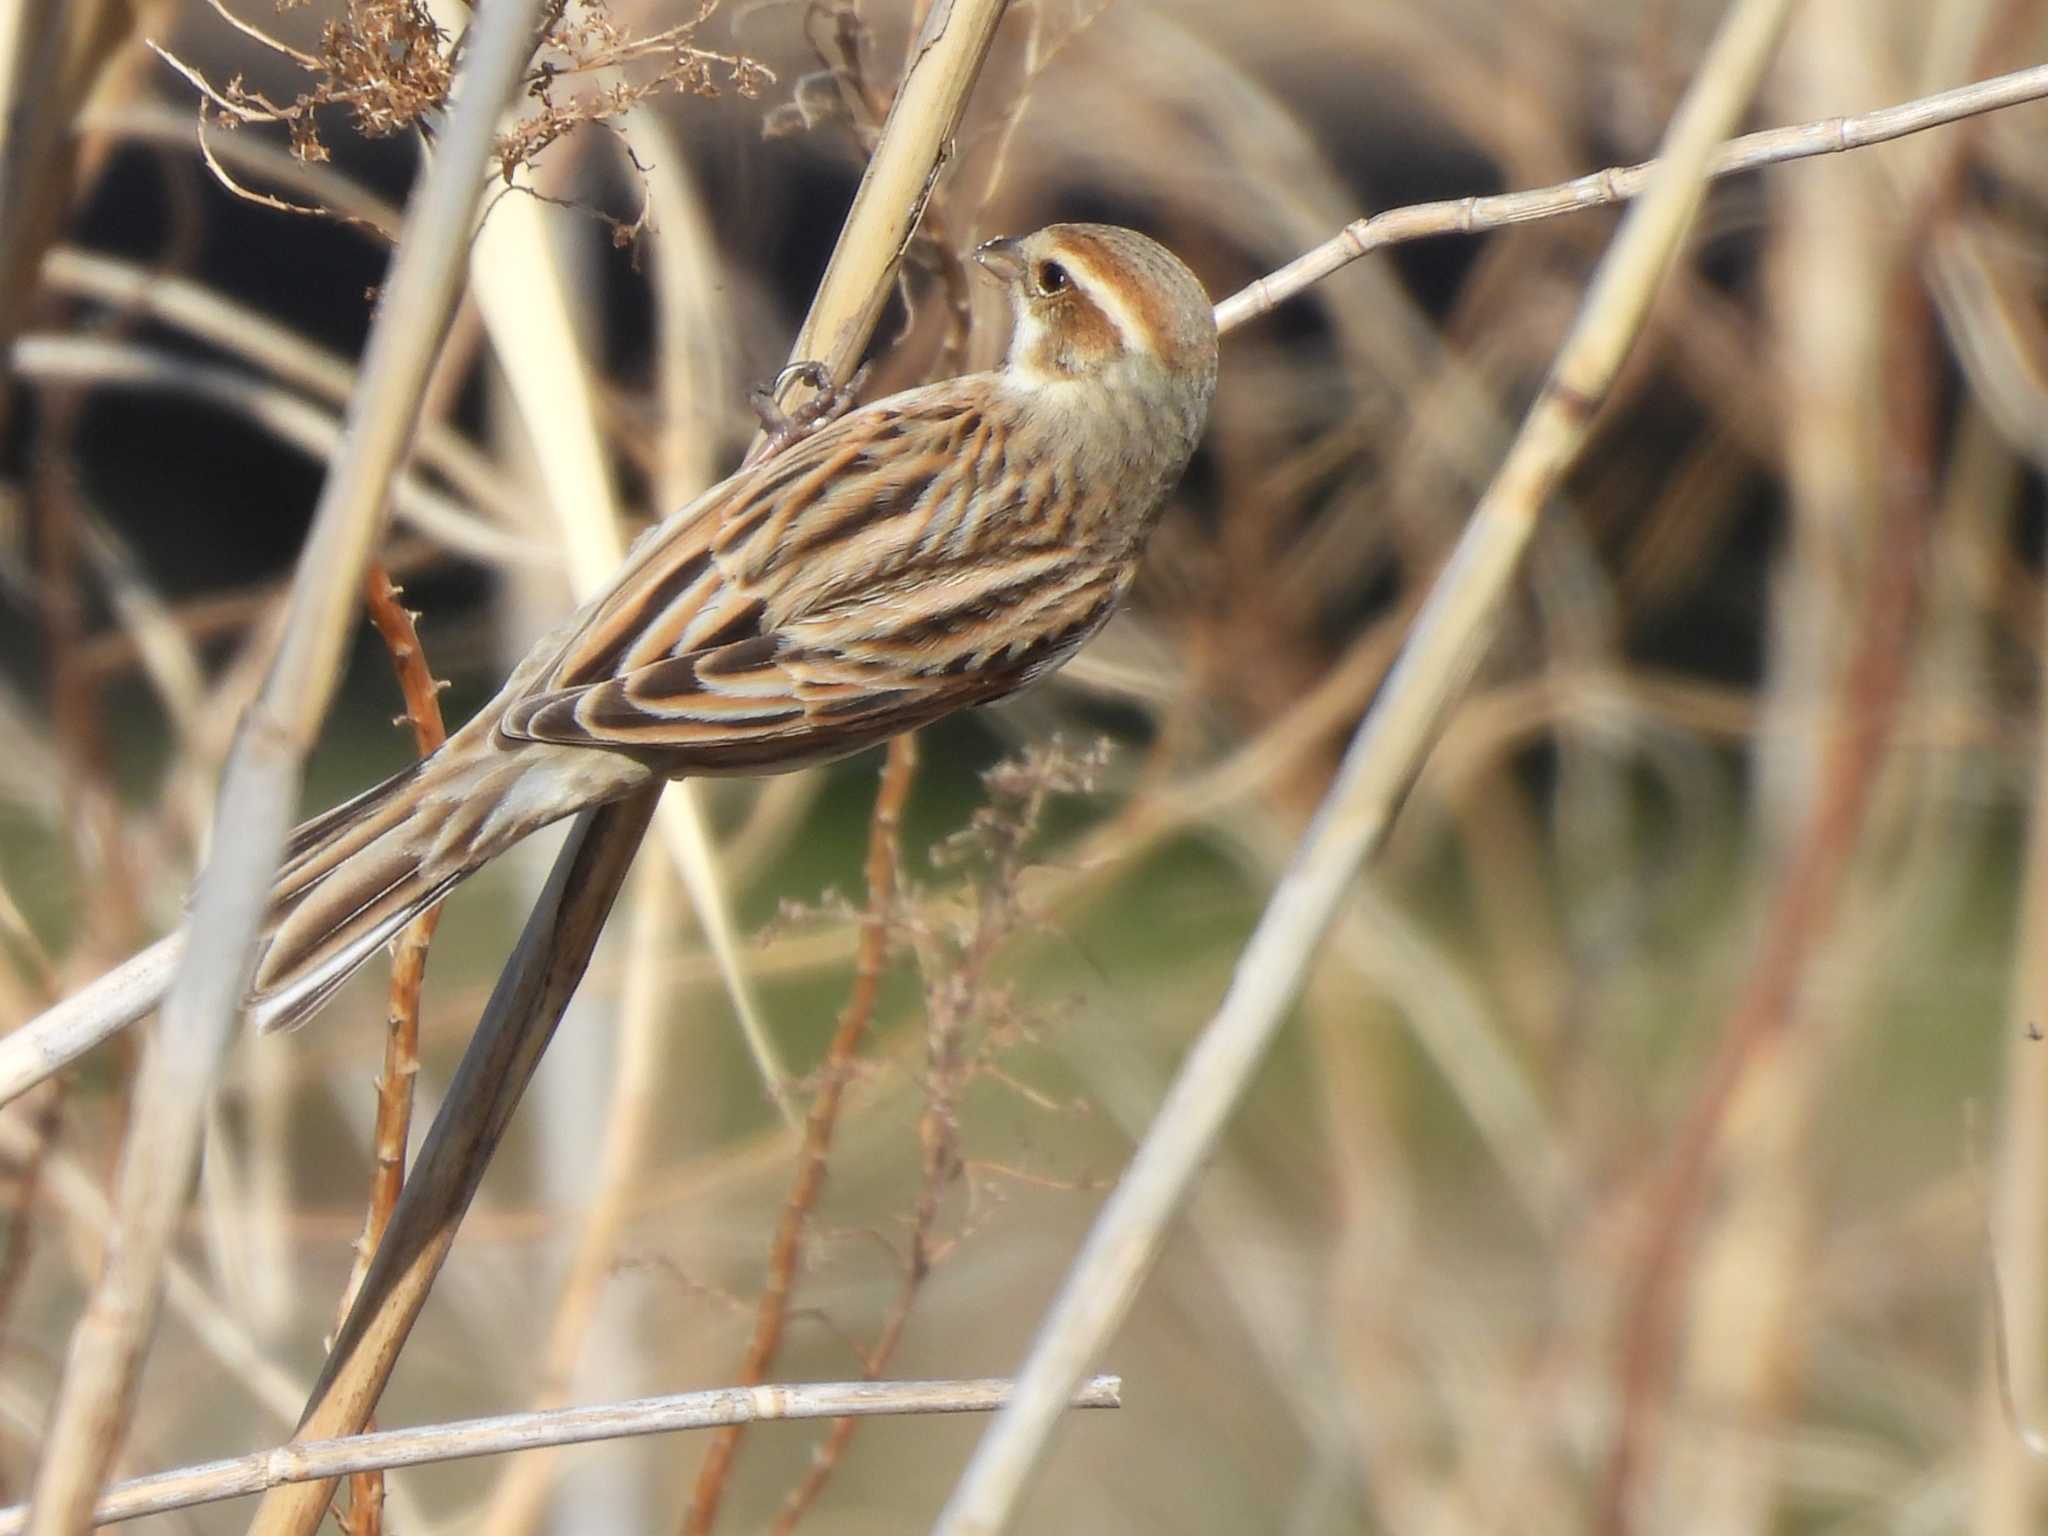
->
[[496, 376, 1123, 769], [502, 563, 1125, 766]]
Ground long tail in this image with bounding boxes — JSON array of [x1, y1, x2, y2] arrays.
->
[[244, 743, 595, 1033]]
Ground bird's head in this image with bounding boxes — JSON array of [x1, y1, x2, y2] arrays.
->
[[976, 223, 1218, 414]]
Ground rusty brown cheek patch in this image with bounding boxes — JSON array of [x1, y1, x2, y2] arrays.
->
[[1051, 295, 1123, 373]]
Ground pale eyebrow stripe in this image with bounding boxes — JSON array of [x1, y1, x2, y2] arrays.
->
[[1064, 250, 1149, 353]]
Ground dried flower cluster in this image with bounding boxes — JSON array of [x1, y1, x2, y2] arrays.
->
[[171, 0, 770, 210]]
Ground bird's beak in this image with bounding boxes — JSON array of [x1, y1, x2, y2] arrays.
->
[[974, 236, 1026, 283]]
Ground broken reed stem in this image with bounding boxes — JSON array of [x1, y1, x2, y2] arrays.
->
[[328, 564, 448, 1536], [682, 732, 919, 1536]]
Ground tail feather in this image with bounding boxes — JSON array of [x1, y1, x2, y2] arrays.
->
[[245, 747, 584, 1033]]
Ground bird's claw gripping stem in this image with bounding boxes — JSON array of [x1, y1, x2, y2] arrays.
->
[[748, 360, 871, 462]]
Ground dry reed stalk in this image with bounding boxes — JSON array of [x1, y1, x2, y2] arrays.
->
[[465, 136, 793, 1121], [934, 0, 1800, 1527], [683, 732, 919, 1535], [22, 5, 551, 1527], [9, 49, 2048, 1104], [472, 122, 740, 1536], [473, 855, 678, 1536], [1602, 3, 2013, 1518], [0, 1376, 1121, 1534]]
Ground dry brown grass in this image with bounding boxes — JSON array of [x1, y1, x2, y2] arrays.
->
[[6, 0, 2048, 1532]]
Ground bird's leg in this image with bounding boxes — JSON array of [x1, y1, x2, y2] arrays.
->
[[748, 360, 871, 461]]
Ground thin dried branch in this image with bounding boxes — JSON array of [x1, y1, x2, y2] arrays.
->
[[0, 1378, 1119, 1534], [88, 101, 403, 238], [1214, 58, 2048, 333], [326, 565, 447, 1536], [770, 743, 1093, 1534], [202, 0, 319, 69], [345, 572, 449, 1291], [12, 334, 536, 566]]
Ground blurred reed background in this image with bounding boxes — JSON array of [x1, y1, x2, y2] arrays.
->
[[3, 0, 2048, 1531]]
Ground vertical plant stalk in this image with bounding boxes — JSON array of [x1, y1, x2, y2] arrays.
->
[[1595, 264, 1936, 1535], [464, 148, 797, 1122], [774, 0, 1011, 416], [681, 7, 1021, 1520], [1601, 30, 1998, 1518], [931, 1, 1799, 1530], [20, 5, 552, 1531], [472, 125, 741, 1536], [329, 566, 450, 1536], [682, 732, 919, 1535]]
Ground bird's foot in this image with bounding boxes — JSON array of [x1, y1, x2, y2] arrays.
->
[[748, 360, 870, 461]]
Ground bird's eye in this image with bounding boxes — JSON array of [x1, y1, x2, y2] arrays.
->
[[1034, 260, 1070, 296]]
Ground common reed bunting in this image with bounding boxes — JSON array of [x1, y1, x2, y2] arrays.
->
[[248, 223, 1218, 1030]]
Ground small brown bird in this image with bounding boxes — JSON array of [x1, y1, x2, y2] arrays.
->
[[248, 222, 1218, 1031]]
